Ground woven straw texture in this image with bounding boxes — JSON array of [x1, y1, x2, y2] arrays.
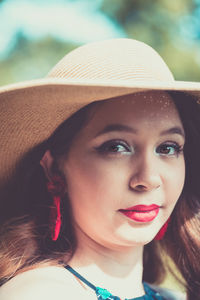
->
[[0, 38, 200, 187]]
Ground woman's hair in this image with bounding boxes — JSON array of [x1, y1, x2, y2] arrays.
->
[[0, 92, 200, 298], [161, 91, 200, 298]]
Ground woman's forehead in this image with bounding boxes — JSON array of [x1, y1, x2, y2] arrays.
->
[[90, 91, 180, 125], [73, 90, 184, 142]]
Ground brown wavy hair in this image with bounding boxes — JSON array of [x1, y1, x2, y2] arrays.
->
[[0, 92, 200, 298]]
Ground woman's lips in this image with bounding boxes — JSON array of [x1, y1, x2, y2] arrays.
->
[[119, 204, 160, 222]]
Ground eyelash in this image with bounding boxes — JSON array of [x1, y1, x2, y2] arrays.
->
[[95, 140, 131, 154], [156, 143, 183, 156], [95, 140, 183, 157]]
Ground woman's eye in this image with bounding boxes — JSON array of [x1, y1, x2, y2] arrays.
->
[[96, 140, 131, 154], [156, 143, 183, 156]]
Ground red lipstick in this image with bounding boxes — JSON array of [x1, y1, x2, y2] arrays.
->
[[119, 204, 160, 222]]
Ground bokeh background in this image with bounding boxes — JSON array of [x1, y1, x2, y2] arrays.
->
[[1, 0, 200, 86], [0, 0, 198, 293]]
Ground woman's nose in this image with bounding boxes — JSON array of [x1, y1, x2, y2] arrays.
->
[[129, 156, 162, 192]]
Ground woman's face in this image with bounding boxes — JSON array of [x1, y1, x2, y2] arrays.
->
[[62, 91, 185, 249]]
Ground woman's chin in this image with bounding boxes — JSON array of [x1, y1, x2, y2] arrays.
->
[[114, 225, 161, 246], [111, 234, 156, 249]]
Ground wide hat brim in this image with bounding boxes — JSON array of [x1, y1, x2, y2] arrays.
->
[[1, 77, 200, 188], [1, 38, 200, 187]]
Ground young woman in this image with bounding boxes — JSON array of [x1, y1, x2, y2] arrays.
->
[[0, 39, 200, 300]]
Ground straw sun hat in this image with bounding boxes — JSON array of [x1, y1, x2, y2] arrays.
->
[[1, 38, 200, 187]]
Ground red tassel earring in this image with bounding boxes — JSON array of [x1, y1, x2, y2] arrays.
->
[[47, 175, 65, 241], [154, 217, 171, 241]]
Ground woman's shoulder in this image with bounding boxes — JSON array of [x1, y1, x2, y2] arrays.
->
[[0, 265, 94, 300], [148, 283, 186, 300], [0, 268, 187, 300]]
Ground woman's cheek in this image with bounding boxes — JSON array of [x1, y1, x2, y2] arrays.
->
[[165, 158, 185, 208], [66, 157, 127, 215]]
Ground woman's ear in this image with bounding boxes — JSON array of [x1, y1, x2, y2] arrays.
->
[[40, 150, 54, 182]]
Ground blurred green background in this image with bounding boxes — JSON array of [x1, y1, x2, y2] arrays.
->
[[0, 0, 200, 87]]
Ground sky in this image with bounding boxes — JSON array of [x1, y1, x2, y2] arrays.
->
[[1, 0, 200, 59], [1, 0, 200, 62], [0, 0, 125, 58]]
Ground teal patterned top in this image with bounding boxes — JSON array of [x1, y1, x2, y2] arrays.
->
[[64, 265, 165, 300]]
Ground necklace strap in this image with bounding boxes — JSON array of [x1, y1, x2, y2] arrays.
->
[[65, 265, 96, 291], [64, 265, 163, 300]]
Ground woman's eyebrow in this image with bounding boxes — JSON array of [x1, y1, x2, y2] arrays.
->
[[95, 124, 185, 139], [160, 127, 185, 138], [95, 124, 137, 137]]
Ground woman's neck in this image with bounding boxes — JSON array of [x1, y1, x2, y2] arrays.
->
[[68, 230, 145, 299]]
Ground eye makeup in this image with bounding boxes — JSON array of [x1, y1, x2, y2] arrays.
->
[[95, 139, 132, 155], [155, 142, 184, 157], [95, 138, 184, 158]]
